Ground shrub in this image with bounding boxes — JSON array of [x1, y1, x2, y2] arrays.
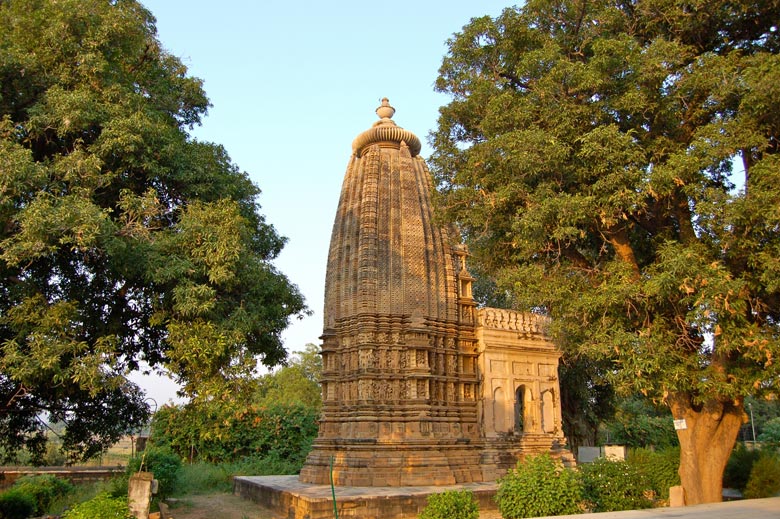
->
[[580, 458, 653, 512], [758, 417, 780, 444], [419, 490, 479, 519], [12, 474, 74, 515], [743, 450, 780, 499], [0, 488, 36, 519], [497, 453, 583, 519], [627, 446, 680, 500], [151, 402, 318, 467], [0, 474, 74, 518], [723, 443, 761, 491], [127, 446, 182, 499], [61, 492, 132, 519]]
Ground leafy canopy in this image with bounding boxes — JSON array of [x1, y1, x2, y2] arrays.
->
[[0, 0, 307, 462], [432, 0, 780, 412]]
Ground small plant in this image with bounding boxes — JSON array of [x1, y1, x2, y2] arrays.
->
[[743, 450, 780, 499], [61, 492, 132, 519], [580, 457, 653, 512], [496, 453, 583, 519], [419, 489, 479, 519]]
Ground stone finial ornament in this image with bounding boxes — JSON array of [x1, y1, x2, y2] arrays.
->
[[351, 97, 422, 157], [376, 97, 396, 119]]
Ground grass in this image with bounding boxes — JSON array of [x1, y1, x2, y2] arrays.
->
[[172, 454, 302, 497]]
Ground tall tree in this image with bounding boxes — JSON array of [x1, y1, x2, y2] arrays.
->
[[432, 0, 780, 504], [0, 0, 307, 462], [255, 343, 322, 409]]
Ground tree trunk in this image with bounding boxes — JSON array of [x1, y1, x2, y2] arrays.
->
[[669, 393, 744, 505]]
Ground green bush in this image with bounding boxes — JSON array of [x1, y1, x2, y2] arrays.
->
[[151, 402, 318, 467], [0, 488, 36, 519], [419, 490, 479, 519], [497, 454, 583, 519], [128, 446, 182, 499], [61, 492, 132, 519], [758, 417, 780, 444], [580, 458, 653, 512], [744, 450, 780, 499], [0, 474, 74, 518], [723, 443, 761, 491], [12, 474, 74, 515], [627, 446, 680, 500]]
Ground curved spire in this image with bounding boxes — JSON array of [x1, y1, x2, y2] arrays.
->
[[351, 97, 422, 157]]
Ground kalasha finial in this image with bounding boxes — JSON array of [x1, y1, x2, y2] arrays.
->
[[376, 97, 395, 119]]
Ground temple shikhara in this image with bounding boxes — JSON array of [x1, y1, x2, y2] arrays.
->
[[298, 99, 571, 487]]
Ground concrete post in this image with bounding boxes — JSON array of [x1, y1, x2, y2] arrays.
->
[[128, 471, 154, 519]]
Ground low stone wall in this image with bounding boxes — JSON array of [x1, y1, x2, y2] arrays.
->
[[0, 466, 125, 490]]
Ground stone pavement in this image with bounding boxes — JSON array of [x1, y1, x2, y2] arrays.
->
[[524, 497, 779, 519], [234, 475, 779, 519]]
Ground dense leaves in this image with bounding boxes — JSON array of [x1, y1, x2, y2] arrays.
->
[[151, 402, 318, 466], [419, 490, 479, 519], [602, 396, 678, 448], [496, 453, 583, 518], [580, 458, 653, 512], [0, 0, 306, 462], [433, 0, 780, 503]]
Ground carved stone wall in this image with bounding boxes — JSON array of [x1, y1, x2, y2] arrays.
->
[[299, 100, 482, 486], [298, 100, 572, 487]]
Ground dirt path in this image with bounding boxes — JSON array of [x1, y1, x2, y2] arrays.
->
[[164, 493, 279, 519], [164, 492, 503, 519]]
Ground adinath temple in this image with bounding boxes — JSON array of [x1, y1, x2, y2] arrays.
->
[[298, 99, 572, 487]]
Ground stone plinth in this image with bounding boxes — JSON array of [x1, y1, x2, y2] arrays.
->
[[234, 475, 498, 519]]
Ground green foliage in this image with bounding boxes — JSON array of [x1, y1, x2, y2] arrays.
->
[[602, 396, 678, 449], [496, 454, 583, 518], [61, 492, 132, 519], [0, 0, 307, 461], [255, 344, 322, 409], [419, 490, 479, 519], [0, 488, 36, 519], [723, 443, 761, 491], [743, 450, 780, 499], [10, 475, 74, 516], [580, 458, 653, 512], [128, 446, 182, 499], [432, 0, 780, 501], [175, 462, 233, 495], [627, 447, 680, 500], [758, 418, 780, 444], [151, 402, 318, 467]]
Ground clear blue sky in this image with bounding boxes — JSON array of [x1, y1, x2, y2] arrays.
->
[[134, 1, 514, 404]]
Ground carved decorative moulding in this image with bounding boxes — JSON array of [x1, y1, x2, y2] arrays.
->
[[352, 98, 422, 157]]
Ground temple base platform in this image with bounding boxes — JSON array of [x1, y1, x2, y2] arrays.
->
[[233, 475, 499, 519]]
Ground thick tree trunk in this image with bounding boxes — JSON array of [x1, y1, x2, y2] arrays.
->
[[669, 393, 744, 505]]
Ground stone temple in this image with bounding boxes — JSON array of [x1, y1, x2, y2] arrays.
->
[[298, 99, 570, 487]]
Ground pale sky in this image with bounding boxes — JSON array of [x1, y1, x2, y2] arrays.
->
[[134, 1, 514, 404]]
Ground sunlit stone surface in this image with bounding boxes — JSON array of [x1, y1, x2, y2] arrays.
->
[[298, 99, 570, 487]]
